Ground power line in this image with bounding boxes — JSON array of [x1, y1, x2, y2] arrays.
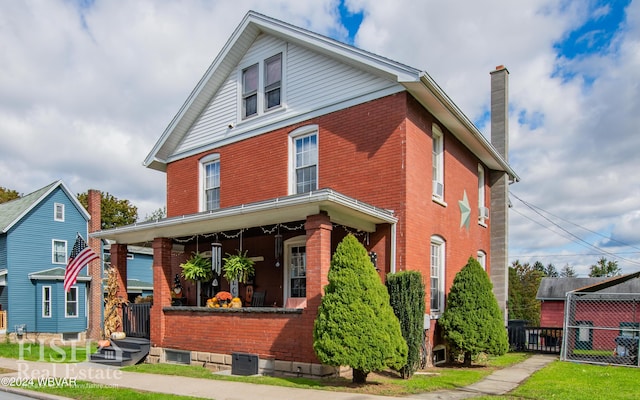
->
[[509, 193, 640, 267], [512, 193, 640, 252]]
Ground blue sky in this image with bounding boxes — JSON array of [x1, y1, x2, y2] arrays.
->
[[1, 0, 639, 276]]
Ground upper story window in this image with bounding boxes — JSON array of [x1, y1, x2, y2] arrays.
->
[[52, 240, 67, 264], [200, 154, 220, 211], [289, 126, 318, 194], [430, 235, 445, 315], [478, 164, 489, 223], [264, 54, 282, 110], [54, 203, 64, 222], [241, 52, 283, 120], [432, 124, 444, 200], [242, 64, 258, 118]]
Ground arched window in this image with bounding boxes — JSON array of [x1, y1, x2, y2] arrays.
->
[[430, 235, 446, 315]]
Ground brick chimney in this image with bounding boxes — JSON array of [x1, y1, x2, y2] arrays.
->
[[489, 65, 510, 324], [87, 189, 103, 339]]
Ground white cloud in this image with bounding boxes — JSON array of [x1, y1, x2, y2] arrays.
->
[[1, 0, 639, 275]]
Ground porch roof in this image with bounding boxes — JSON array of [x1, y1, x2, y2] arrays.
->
[[91, 189, 396, 245]]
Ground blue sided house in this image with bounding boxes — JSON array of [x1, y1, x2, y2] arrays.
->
[[103, 243, 153, 302], [0, 180, 93, 342]]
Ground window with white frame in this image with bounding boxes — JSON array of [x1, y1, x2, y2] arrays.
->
[[430, 236, 445, 314], [432, 124, 444, 199], [284, 236, 307, 300], [54, 203, 64, 222], [42, 286, 52, 318], [241, 52, 283, 119], [66, 287, 78, 317], [200, 154, 220, 211], [52, 240, 67, 264], [264, 53, 282, 111], [478, 164, 488, 222], [289, 126, 318, 194], [477, 250, 487, 271]]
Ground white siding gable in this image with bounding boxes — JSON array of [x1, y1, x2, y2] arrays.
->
[[172, 33, 400, 159]]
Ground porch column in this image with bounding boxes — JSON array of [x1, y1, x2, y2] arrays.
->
[[109, 244, 129, 302], [305, 212, 333, 310], [151, 237, 172, 346], [87, 189, 102, 339]]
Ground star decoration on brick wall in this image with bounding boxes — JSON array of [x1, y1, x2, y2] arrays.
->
[[459, 190, 471, 230]]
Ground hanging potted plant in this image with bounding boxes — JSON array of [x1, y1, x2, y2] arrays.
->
[[222, 250, 255, 284], [180, 252, 213, 284]]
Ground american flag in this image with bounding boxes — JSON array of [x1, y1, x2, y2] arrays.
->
[[63, 234, 99, 292]]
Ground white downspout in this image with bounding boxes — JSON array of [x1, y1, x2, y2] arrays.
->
[[390, 222, 397, 273]]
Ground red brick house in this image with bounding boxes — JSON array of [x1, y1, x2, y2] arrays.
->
[[94, 11, 518, 374], [539, 274, 640, 357]]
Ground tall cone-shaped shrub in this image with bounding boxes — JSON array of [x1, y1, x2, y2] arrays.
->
[[387, 271, 425, 378], [439, 257, 509, 366], [313, 234, 407, 383]]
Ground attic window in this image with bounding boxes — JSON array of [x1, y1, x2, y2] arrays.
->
[[242, 64, 258, 118], [240, 52, 284, 120], [264, 53, 281, 110]]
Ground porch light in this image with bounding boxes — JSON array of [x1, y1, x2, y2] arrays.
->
[[369, 252, 378, 271], [274, 231, 283, 267]]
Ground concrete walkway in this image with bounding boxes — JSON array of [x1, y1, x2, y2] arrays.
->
[[0, 354, 557, 400]]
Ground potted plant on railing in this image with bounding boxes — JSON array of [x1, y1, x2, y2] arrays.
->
[[222, 250, 255, 284]]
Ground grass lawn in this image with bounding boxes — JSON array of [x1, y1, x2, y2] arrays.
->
[[476, 360, 639, 400], [0, 342, 97, 363]]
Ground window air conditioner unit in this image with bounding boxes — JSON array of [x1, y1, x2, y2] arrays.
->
[[479, 206, 490, 220], [432, 181, 444, 198]]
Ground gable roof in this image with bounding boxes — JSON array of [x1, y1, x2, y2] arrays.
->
[[0, 180, 91, 234], [144, 11, 518, 182], [537, 273, 640, 300]]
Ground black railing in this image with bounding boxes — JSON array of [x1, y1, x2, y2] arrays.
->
[[508, 325, 563, 354], [122, 303, 151, 339]]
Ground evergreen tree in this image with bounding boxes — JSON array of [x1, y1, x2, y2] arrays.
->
[[559, 264, 577, 277], [314, 234, 407, 383], [439, 257, 508, 366], [387, 271, 425, 378], [589, 257, 621, 277], [508, 260, 544, 325]]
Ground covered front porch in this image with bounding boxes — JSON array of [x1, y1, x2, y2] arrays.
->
[[93, 189, 396, 375]]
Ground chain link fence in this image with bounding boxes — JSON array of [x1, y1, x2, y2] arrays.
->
[[562, 292, 640, 367]]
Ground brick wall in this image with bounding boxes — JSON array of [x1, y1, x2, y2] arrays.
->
[[163, 92, 494, 355], [87, 189, 102, 339], [161, 309, 317, 362]]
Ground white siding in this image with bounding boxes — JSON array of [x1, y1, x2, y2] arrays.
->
[[174, 33, 399, 156]]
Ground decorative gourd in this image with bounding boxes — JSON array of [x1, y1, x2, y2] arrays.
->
[[230, 297, 243, 308]]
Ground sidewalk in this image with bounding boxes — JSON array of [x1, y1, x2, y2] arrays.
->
[[0, 354, 556, 400]]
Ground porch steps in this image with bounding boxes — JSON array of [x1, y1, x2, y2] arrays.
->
[[90, 337, 150, 367]]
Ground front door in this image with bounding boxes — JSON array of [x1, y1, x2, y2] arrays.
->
[[284, 236, 306, 303]]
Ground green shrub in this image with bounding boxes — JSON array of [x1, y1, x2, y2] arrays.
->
[[439, 257, 508, 366], [313, 234, 407, 383], [387, 270, 425, 378]]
